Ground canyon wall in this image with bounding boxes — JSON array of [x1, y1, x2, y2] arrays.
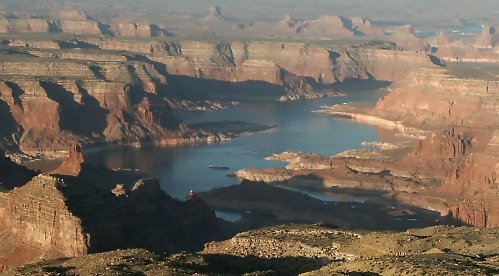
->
[[0, 50, 185, 155], [430, 26, 499, 63], [0, 37, 439, 155], [372, 67, 499, 129], [0, 10, 169, 37], [0, 147, 220, 271], [0, 175, 92, 258], [372, 66, 499, 227], [86, 39, 435, 85]]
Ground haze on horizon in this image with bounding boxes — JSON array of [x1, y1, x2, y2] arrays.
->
[[1, 0, 499, 30]]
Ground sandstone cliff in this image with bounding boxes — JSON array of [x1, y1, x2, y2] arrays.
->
[[0, 47, 219, 155], [0, 37, 440, 155], [371, 65, 499, 227], [372, 66, 499, 129], [0, 10, 170, 38], [227, 62, 499, 228], [51, 143, 84, 176], [0, 146, 220, 271], [430, 26, 499, 63], [440, 153, 499, 227]]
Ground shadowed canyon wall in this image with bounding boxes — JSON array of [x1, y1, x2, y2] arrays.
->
[[0, 145, 220, 271], [0, 37, 439, 155], [372, 66, 499, 227]]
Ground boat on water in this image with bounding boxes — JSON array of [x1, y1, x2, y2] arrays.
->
[[208, 165, 230, 170]]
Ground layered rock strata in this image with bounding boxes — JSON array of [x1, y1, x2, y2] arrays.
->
[[0, 37, 440, 156], [307, 65, 499, 227], [0, 10, 170, 37], [229, 62, 499, 228], [0, 147, 220, 271]]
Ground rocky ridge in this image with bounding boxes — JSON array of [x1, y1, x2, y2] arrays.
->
[[0, 146, 220, 272], [0, 35, 439, 156], [0, 10, 170, 37], [2, 8, 499, 61], [8, 224, 499, 275], [281, 64, 499, 228]]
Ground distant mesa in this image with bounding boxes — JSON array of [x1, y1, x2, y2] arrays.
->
[[463, 25, 497, 49], [425, 32, 458, 48], [390, 24, 416, 36], [48, 10, 90, 21], [276, 15, 378, 37], [203, 6, 228, 22], [388, 24, 431, 52], [278, 13, 298, 29], [297, 15, 355, 36], [350, 16, 371, 29], [0, 10, 170, 37]]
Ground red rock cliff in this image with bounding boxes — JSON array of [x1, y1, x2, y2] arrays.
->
[[373, 65, 499, 227]]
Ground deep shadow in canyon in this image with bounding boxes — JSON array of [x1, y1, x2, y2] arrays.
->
[[199, 179, 459, 239], [40, 81, 109, 137], [167, 74, 391, 101], [171, 254, 329, 275]]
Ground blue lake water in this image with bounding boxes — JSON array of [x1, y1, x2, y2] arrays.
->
[[85, 89, 385, 200]]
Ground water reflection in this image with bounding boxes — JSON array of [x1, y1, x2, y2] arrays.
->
[[215, 210, 243, 223], [85, 90, 386, 199]]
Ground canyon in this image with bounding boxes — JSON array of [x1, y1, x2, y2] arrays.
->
[[0, 31, 440, 157], [231, 63, 499, 228], [1, 3, 499, 274], [0, 144, 220, 272]]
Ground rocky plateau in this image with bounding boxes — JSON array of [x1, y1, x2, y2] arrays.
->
[[1, 4, 499, 274], [8, 224, 499, 275]]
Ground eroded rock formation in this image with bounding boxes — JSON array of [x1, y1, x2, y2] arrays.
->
[[8, 225, 499, 275], [0, 36, 440, 156], [0, 148, 220, 271], [359, 65, 499, 226], [0, 10, 170, 38], [230, 61, 499, 228], [51, 143, 84, 176]]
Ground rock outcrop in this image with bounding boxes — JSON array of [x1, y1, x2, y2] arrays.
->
[[0, 150, 220, 271], [432, 25, 499, 63], [203, 6, 228, 22], [275, 15, 382, 38], [372, 67, 499, 129], [229, 62, 499, 228], [440, 153, 499, 227], [388, 25, 430, 52], [9, 225, 499, 275], [51, 143, 84, 176], [370, 65, 499, 227], [0, 46, 226, 155], [0, 36, 440, 156], [0, 10, 170, 38]]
